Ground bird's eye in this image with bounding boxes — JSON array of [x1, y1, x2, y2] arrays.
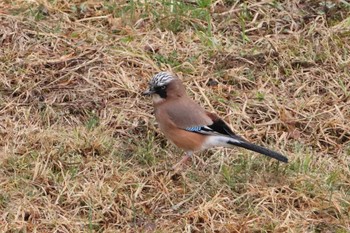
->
[[160, 85, 166, 90]]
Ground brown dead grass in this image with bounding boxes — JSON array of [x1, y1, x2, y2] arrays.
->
[[0, 0, 349, 232]]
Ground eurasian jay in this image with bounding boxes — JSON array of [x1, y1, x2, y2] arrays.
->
[[143, 72, 288, 168]]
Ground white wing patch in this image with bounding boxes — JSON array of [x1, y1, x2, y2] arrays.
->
[[202, 135, 241, 150]]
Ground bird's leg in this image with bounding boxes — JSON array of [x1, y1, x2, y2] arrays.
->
[[172, 151, 193, 171]]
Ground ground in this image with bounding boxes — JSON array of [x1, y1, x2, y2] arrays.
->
[[0, 0, 349, 232]]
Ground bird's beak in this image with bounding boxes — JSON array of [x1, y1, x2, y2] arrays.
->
[[142, 88, 155, 96]]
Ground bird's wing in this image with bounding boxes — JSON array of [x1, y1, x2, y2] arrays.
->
[[182, 111, 246, 140], [163, 98, 243, 139], [164, 97, 213, 129], [164, 98, 240, 136]]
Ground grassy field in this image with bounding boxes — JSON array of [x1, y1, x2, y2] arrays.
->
[[1, 0, 349, 232]]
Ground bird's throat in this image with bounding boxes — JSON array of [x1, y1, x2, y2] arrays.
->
[[152, 94, 165, 104]]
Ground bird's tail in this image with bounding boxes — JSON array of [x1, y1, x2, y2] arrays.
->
[[227, 138, 288, 163]]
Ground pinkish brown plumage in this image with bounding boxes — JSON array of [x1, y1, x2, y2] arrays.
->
[[143, 72, 288, 169]]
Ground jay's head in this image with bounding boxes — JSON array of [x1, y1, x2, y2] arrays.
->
[[143, 72, 185, 102]]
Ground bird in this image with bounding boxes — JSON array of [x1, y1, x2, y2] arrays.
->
[[143, 72, 288, 169]]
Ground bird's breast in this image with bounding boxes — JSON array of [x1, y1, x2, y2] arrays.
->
[[155, 109, 205, 152]]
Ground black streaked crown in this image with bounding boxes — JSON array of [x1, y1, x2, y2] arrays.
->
[[149, 72, 174, 88]]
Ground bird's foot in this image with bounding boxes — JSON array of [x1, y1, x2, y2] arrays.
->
[[172, 154, 192, 173], [192, 154, 208, 170]]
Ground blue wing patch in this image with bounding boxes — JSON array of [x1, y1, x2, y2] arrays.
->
[[185, 125, 216, 135], [185, 126, 202, 132]]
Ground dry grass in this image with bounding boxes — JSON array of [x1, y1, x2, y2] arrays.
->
[[0, 0, 349, 232]]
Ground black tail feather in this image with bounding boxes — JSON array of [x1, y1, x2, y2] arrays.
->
[[227, 140, 288, 163]]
